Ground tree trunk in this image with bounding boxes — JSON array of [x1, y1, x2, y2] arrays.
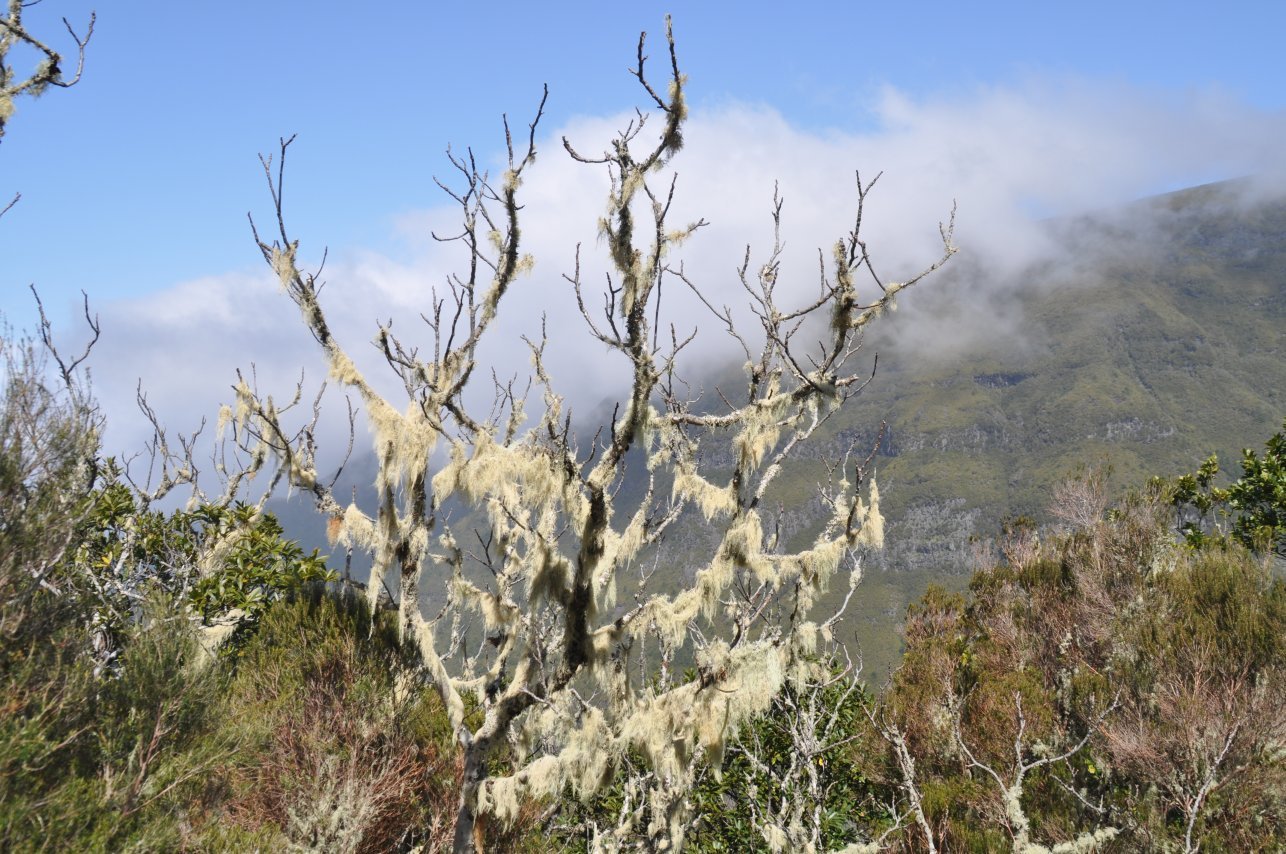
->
[[453, 747, 486, 853]]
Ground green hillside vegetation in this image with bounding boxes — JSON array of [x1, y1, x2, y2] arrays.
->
[[866, 182, 1286, 541], [775, 183, 1286, 678]]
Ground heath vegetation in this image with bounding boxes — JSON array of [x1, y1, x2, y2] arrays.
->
[[1, 7, 1281, 852]]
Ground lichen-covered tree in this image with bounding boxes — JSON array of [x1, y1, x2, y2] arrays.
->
[[223, 19, 954, 851]]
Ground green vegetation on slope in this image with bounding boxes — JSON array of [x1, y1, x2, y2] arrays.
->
[[785, 182, 1286, 679]]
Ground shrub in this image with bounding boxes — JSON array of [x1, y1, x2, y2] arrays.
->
[[875, 473, 1285, 852], [207, 587, 548, 853]]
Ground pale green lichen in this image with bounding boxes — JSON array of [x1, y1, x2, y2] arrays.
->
[[215, 403, 233, 440], [1047, 827, 1119, 853], [692, 640, 785, 768], [364, 397, 438, 495], [287, 457, 316, 492], [407, 610, 465, 730], [451, 574, 519, 633], [327, 348, 363, 387], [672, 465, 736, 520], [761, 824, 789, 852], [193, 608, 247, 669], [667, 74, 688, 124], [611, 640, 787, 786], [732, 385, 791, 471], [860, 478, 884, 549], [593, 499, 650, 611], [478, 706, 613, 825], [228, 377, 255, 434], [282, 753, 383, 853], [270, 242, 298, 291]]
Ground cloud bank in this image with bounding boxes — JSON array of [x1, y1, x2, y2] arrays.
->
[[84, 78, 1286, 469]]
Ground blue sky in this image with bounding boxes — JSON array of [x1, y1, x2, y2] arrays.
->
[[2, 1, 1284, 455]]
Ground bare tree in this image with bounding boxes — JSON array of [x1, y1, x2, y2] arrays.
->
[[225, 18, 954, 851], [0, 314, 99, 640]]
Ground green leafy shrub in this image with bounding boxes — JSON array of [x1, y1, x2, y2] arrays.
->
[[0, 595, 228, 851], [1168, 417, 1286, 557], [204, 586, 514, 853], [72, 475, 334, 655]]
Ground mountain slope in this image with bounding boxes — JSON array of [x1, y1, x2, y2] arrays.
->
[[786, 181, 1286, 676]]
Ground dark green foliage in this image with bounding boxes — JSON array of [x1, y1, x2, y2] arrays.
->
[[81, 477, 334, 617], [188, 511, 332, 621], [1169, 417, 1286, 557]]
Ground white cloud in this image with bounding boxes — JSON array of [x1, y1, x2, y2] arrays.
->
[[86, 79, 1286, 467]]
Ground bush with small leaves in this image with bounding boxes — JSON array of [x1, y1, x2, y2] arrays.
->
[[206, 586, 546, 853], [72, 473, 335, 657], [1167, 418, 1286, 558]]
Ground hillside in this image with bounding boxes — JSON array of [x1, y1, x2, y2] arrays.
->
[[784, 180, 1286, 675]]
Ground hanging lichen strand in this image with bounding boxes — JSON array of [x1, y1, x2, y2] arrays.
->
[[229, 16, 955, 854]]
